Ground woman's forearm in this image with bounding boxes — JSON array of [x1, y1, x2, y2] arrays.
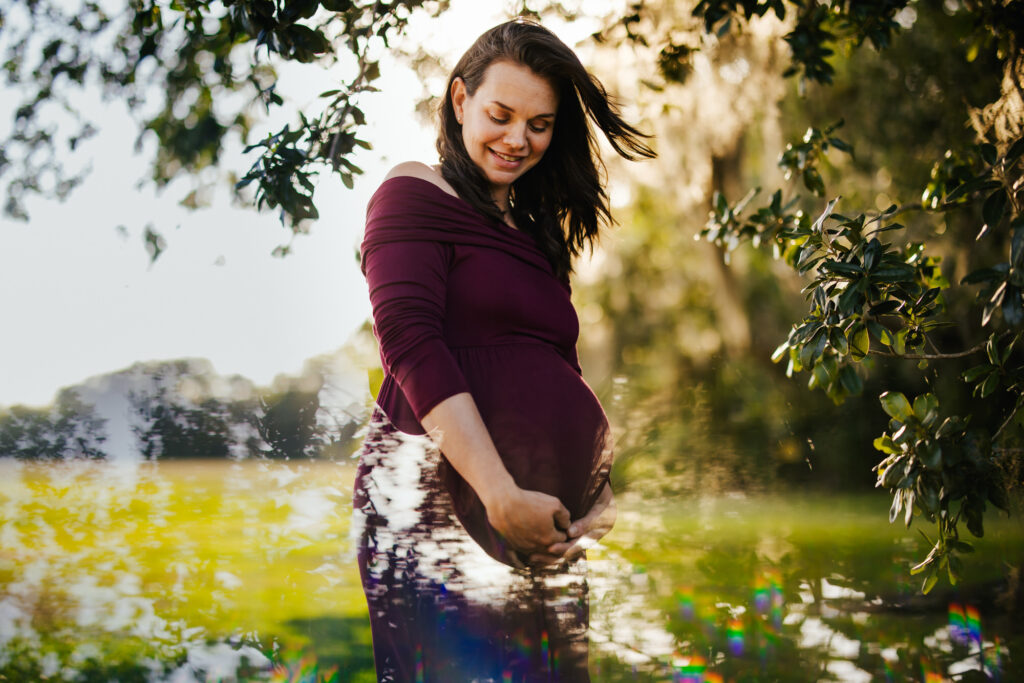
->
[[421, 392, 517, 508], [421, 392, 570, 552]]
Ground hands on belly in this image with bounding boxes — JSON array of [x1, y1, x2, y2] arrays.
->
[[484, 483, 571, 554], [526, 482, 616, 567]]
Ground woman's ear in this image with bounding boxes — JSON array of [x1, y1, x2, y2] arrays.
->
[[451, 77, 467, 123]]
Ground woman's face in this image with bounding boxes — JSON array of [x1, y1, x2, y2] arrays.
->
[[451, 60, 558, 209]]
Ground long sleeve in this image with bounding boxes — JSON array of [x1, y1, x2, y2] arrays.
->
[[362, 233, 470, 421]]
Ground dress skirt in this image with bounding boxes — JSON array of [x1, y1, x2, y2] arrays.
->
[[352, 409, 591, 682]]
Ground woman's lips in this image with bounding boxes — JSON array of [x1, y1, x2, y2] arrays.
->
[[490, 148, 525, 167]]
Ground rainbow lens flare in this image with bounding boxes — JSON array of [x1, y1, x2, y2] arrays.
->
[[675, 654, 706, 682], [727, 617, 745, 656], [677, 586, 696, 621], [948, 602, 968, 646], [966, 604, 982, 644]]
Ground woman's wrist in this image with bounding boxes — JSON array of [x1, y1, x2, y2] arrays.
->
[[476, 469, 519, 513]]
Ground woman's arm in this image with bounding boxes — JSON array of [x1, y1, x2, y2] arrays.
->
[[422, 392, 571, 554]]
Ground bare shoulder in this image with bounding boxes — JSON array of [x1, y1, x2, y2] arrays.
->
[[383, 161, 458, 198]]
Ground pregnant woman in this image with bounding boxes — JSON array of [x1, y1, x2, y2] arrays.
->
[[354, 19, 654, 681]]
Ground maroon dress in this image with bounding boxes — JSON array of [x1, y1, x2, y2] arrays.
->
[[354, 176, 612, 682]]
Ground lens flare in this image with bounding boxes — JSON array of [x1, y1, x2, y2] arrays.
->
[[727, 617, 744, 656], [948, 602, 968, 645], [754, 575, 770, 614], [966, 604, 982, 644], [921, 660, 944, 682], [984, 635, 1003, 682], [677, 586, 696, 621], [676, 654, 706, 683]]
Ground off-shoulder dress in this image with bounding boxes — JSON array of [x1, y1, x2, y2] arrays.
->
[[354, 175, 612, 682]]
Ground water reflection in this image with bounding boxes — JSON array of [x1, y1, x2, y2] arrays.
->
[[0, 459, 1020, 681]]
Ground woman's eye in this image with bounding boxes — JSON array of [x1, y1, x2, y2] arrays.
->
[[489, 115, 508, 124], [529, 124, 549, 133]]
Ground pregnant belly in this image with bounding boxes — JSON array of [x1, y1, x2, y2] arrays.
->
[[440, 344, 612, 567]]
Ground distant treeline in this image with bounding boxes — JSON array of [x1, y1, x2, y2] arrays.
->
[[0, 357, 368, 461]]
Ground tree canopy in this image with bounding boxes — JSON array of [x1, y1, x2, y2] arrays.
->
[[1, 0, 445, 253]]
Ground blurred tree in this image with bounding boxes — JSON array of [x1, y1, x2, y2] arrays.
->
[[0, 0, 446, 256], [678, 0, 1023, 592], [131, 382, 236, 458], [0, 388, 107, 459], [256, 385, 325, 458]]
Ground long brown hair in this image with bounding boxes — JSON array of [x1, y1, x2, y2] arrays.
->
[[437, 19, 655, 279]]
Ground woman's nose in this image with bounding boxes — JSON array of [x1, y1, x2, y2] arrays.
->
[[503, 124, 527, 149]]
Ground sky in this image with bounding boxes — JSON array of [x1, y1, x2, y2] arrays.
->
[[0, 1, 609, 407]]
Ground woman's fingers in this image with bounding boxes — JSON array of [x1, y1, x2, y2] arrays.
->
[[534, 484, 617, 563], [553, 505, 572, 532], [488, 487, 571, 553]]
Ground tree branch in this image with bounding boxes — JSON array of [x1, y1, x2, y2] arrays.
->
[[868, 340, 989, 360], [994, 397, 1024, 443]]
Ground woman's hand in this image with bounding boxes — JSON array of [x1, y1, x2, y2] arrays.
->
[[483, 482, 571, 554], [528, 482, 616, 566]]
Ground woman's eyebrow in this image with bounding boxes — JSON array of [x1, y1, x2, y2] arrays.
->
[[492, 100, 556, 118]]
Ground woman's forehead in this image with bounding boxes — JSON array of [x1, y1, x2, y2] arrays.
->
[[475, 60, 559, 112]]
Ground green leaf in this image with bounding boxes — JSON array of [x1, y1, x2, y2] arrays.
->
[[813, 361, 831, 389], [830, 327, 849, 355], [983, 188, 1007, 229], [803, 168, 825, 196], [979, 371, 999, 397], [965, 502, 985, 537], [862, 238, 882, 271], [1012, 222, 1024, 267], [922, 569, 939, 594], [870, 264, 916, 283], [839, 364, 863, 395], [935, 416, 964, 438], [838, 279, 865, 313], [919, 442, 942, 470], [892, 328, 907, 355], [910, 555, 932, 575], [962, 364, 991, 382], [1003, 286, 1023, 327], [880, 391, 913, 421], [873, 434, 898, 454], [986, 336, 1000, 365], [945, 177, 1001, 203], [822, 261, 863, 277], [771, 340, 790, 363], [867, 320, 892, 346], [1007, 137, 1024, 162], [827, 136, 852, 153], [961, 265, 1008, 285], [951, 540, 974, 554], [849, 324, 870, 359], [979, 142, 997, 165], [912, 393, 939, 425]]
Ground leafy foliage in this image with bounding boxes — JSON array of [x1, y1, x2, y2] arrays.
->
[[691, 0, 1023, 591], [0, 0, 444, 254]]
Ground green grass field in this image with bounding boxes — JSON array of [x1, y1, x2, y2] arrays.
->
[[0, 459, 1021, 681]]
